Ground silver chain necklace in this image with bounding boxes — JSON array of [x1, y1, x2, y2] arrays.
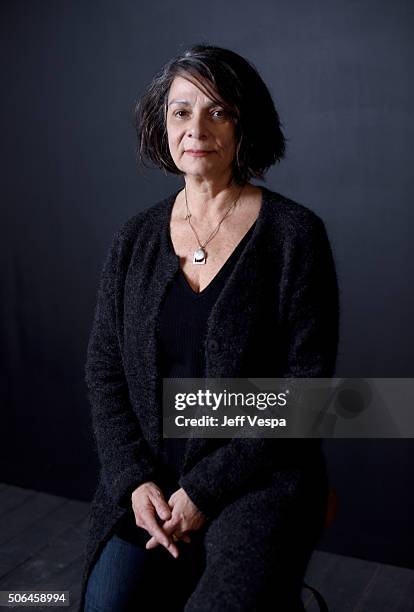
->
[[184, 184, 245, 264]]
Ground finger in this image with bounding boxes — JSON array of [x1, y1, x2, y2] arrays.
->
[[144, 526, 179, 558], [146, 529, 189, 548], [140, 508, 172, 550], [139, 506, 181, 558], [162, 538, 180, 558], [145, 532, 181, 557], [161, 518, 182, 534], [145, 536, 159, 550], [174, 531, 191, 543], [150, 491, 172, 522], [146, 531, 190, 549]]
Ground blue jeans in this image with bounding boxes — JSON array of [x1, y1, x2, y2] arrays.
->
[[84, 532, 206, 611]]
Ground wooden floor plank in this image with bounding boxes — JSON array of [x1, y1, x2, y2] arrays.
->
[[0, 516, 89, 589], [33, 555, 85, 612], [0, 499, 89, 578], [0, 485, 36, 517], [305, 553, 380, 611], [0, 492, 67, 547], [303, 551, 338, 609], [68, 598, 80, 611], [353, 563, 414, 612]]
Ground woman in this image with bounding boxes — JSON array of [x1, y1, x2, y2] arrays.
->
[[81, 44, 340, 611]]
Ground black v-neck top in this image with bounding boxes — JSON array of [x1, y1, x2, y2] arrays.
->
[[113, 220, 257, 545]]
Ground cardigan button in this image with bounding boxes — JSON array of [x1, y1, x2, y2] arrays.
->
[[207, 338, 220, 352]]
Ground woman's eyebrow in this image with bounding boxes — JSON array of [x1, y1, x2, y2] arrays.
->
[[168, 99, 190, 106], [167, 99, 222, 107]]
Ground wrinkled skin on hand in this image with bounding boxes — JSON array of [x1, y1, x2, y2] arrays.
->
[[130, 481, 206, 558]]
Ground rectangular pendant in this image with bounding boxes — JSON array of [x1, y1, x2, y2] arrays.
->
[[193, 248, 207, 265]]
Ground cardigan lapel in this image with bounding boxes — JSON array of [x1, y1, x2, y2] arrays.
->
[[124, 186, 275, 463], [204, 188, 270, 378], [123, 194, 180, 449]]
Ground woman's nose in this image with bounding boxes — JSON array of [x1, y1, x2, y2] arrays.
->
[[187, 113, 208, 139]]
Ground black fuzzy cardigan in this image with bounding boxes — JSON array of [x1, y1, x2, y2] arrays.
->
[[79, 186, 340, 610]]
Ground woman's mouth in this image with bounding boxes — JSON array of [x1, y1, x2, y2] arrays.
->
[[185, 150, 212, 157]]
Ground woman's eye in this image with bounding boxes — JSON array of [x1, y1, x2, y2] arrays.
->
[[172, 109, 228, 120]]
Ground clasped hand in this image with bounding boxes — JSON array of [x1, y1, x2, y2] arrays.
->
[[131, 482, 206, 559]]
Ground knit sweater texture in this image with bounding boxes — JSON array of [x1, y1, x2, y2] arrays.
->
[[113, 218, 256, 546], [80, 185, 340, 610]]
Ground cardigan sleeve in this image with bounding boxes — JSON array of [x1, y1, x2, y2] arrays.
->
[[178, 213, 340, 519], [85, 229, 159, 509]]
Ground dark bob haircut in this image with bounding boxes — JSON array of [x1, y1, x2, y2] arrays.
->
[[134, 44, 287, 186]]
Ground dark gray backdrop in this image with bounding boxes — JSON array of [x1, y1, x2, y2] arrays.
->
[[1, 0, 413, 568]]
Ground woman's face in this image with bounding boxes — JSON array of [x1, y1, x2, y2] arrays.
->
[[166, 75, 237, 181]]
